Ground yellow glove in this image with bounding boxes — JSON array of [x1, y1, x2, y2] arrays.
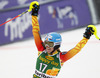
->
[[28, 1, 39, 12], [88, 25, 100, 40]]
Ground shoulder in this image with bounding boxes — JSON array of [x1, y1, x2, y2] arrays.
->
[[60, 51, 67, 55], [38, 50, 47, 56], [60, 51, 67, 58], [60, 51, 68, 63]]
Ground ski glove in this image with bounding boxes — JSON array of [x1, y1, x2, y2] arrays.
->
[[31, 4, 40, 16], [83, 27, 94, 39]]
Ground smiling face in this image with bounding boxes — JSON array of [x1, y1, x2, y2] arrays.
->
[[44, 32, 62, 54], [44, 41, 54, 54]]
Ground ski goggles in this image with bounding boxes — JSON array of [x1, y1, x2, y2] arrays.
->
[[44, 41, 54, 47]]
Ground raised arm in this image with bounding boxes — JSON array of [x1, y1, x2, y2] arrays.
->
[[60, 37, 88, 62], [60, 26, 94, 63], [31, 2, 44, 51]]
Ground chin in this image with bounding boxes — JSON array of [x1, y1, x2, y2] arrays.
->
[[46, 48, 54, 54], [47, 50, 52, 53]]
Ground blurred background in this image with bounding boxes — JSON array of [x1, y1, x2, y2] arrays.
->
[[0, 0, 100, 78], [0, 0, 100, 45]]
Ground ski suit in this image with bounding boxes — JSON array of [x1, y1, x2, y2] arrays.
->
[[32, 16, 88, 78]]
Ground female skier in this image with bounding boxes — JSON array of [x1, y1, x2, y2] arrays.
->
[[31, 1, 94, 78]]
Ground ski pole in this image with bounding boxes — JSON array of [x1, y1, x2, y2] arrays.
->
[[0, 10, 29, 26]]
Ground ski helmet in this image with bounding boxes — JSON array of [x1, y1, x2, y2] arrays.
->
[[44, 32, 62, 47]]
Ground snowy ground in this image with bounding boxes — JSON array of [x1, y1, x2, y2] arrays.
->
[[0, 25, 100, 78]]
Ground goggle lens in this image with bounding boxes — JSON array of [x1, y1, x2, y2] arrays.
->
[[44, 41, 54, 47]]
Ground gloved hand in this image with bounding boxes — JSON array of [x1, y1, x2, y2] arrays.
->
[[83, 27, 94, 39], [31, 2, 40, 16]]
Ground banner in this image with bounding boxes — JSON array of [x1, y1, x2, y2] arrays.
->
[[0, 0, 92, 45], [39, 0, 92, 34]]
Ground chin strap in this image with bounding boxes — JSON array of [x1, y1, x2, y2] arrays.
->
[[50, 45, 60, 55]]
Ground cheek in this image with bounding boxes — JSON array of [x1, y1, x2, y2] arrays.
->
[[50, 48, 54, 51], [51, 48, 54, 50]]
